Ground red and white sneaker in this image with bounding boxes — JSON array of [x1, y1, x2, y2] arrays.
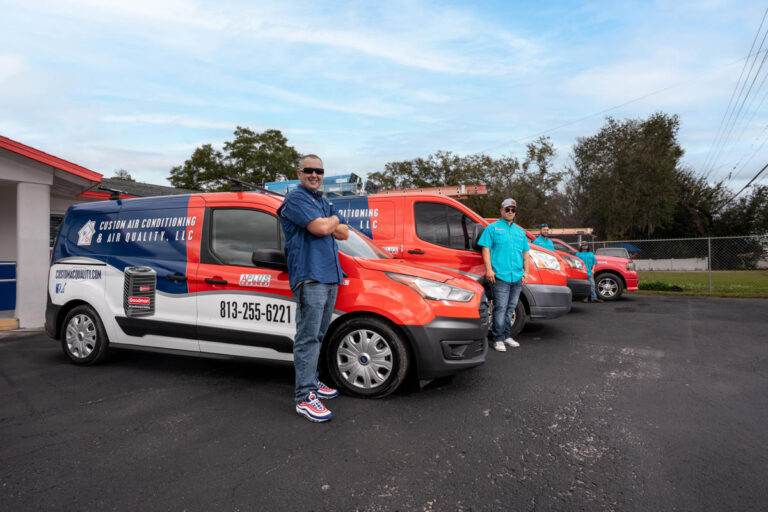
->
[[316, 381, 339, 399], [296, 392, 333, 422]]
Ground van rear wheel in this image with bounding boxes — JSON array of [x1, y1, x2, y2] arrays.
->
[[326, 317, 409, 398], [61, 305, 109, 365]]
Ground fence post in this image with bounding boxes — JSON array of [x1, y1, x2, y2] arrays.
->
[[708, 237, 712, 293]]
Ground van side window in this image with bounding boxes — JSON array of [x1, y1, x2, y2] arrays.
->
[[414, 202, 482, 251], [210, 209, 281, 266]]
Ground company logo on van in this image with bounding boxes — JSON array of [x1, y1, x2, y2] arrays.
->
[[77, 221, 96, 246], [239, 274, 271, 287], [128, 297, 151, 306]]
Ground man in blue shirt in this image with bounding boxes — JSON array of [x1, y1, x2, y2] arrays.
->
[[277, 154, 349, 422], [532, 223, 554, 252], [477, 198, 531, 352], [575, 241, 602, 303]]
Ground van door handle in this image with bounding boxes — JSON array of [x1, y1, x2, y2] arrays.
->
[[167, 274, 187, 282], [205, 278, 228, 285], [408, 249, 425, 255]]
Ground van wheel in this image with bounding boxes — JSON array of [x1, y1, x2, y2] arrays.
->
[[596, 273, 623, 301], [61, 305, 109, 365], [509, 300, 526, 338], [326, 317, 409, 398]]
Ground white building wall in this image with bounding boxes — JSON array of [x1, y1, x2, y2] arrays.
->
[[15, 182, 51, 327]]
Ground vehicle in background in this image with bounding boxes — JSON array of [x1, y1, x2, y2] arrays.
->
[[596, 247, 631, 259], [331, 194, 572, 338], [46, 191, 490, 398], [549, 238, 639, 301]]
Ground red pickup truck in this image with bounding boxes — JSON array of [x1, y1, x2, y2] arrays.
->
[[549, 237, 639, 301]]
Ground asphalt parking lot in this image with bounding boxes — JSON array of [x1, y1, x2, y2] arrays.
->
[[1, 294, 767, 511]]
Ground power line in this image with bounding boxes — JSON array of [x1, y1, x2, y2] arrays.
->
[[703, 9, 768, 178], [706, 40, 768, 179], [724, 161, 768, 206], [701, 8, 768, 176], [480, 48, 765, 156]]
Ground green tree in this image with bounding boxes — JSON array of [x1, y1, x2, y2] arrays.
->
[[374, 137, 565, 225], [168, 127, 300, 191], [566, 113, 684, 238], [112, 169, 135, 181]]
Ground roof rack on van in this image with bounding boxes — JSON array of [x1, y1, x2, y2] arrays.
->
[[223, 176, 284, 197], [98, 186, 128, 200]]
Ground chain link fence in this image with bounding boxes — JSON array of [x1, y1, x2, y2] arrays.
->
[[594, 234, 768, 295]]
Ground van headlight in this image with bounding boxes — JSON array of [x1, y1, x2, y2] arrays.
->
[[530, 249, 560, 271], [386, 273, 474, 302], [564, 255, 584, 270]]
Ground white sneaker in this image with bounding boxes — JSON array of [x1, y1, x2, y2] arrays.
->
[[492, 341, 507, 352], [504, 337, 520, 348]]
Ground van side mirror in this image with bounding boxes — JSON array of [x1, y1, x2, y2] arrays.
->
[[252, 248, 288, 271]]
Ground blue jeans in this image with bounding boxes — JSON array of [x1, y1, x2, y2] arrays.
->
[[292, 282, 338, 403], [491, 278, 523, 342], [588, 275, 598, 301]]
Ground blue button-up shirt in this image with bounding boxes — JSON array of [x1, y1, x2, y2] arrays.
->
[[477, 219, 530, 283], [575, 250, 597, 277], [277, 185, 347, 289], [532, 235, 554, 252]]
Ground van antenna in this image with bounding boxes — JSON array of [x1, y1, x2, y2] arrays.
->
[[223, 176, 284, 197], [98, 186, 127, 200]]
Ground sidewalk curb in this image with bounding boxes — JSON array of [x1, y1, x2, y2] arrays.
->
[[0, 328, 45, 341]]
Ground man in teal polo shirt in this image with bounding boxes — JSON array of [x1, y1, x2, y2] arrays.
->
[[532, 223, 554, 252], [575, 241, 602, 303], [478, 198, 531, 352]]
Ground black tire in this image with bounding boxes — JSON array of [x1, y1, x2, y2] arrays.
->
[[60, 305, 110, 365], [509, 300, 527, 338], [488, 298, 527, 339], [325, 316, 409, 398], [596, 272, 623, 301]]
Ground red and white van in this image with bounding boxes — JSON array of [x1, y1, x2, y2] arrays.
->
[[331, 193, 572, 337], [45, 191, 490, 398]]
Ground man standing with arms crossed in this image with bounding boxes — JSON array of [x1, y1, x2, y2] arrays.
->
[[478, 198, 531, 352], [278, 154, 349, 422]]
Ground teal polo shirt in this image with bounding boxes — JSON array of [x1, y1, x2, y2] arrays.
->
[[532, 235, 554, 252], [477, 219, 530, 283], [575, 250, 597, 277]]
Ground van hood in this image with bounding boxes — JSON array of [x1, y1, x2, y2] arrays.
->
[[353, 258, 484, 292]]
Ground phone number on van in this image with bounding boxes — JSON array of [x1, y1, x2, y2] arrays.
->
[[219, 301, 292, 323]]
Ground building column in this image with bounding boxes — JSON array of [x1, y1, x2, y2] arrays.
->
[[16, 182, 50, 328]]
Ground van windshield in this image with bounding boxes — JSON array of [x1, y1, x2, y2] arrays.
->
[[337, 229, 392, 259]]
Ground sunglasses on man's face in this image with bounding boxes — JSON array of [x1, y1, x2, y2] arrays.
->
[[300, 167, 325, 175], [504, 207, 517, 213]]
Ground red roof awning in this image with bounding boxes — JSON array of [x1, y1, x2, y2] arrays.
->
[[0, 135, 102, 182]]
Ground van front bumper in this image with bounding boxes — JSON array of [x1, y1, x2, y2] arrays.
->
[[523, 284, 572, 319], [567, 278, 591, 301], [400, 316, 489, 380]]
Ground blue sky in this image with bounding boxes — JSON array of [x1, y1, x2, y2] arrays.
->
[[2, 0, 766, 192]]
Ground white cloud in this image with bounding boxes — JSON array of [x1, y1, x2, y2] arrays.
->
[[0, 54, 26, 83]]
